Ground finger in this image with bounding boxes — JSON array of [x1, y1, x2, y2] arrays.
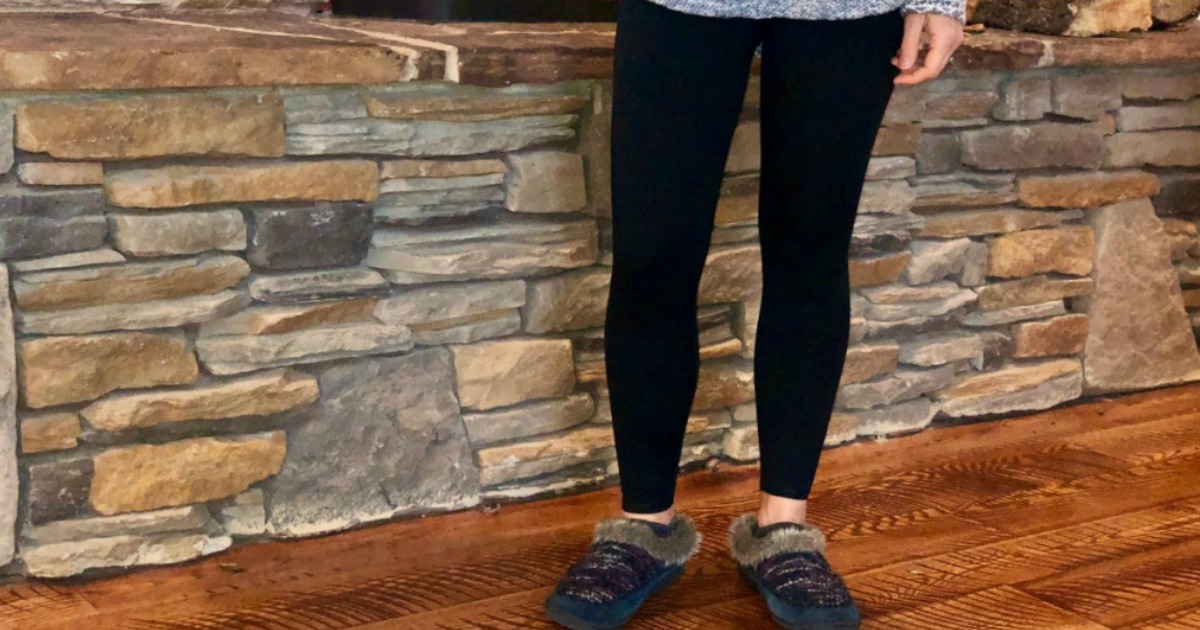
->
[[894, 64, 938, 85], [896, 15, 924, 71], [922, 35, 952, 77]]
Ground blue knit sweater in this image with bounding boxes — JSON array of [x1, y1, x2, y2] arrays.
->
[[643, 0, 967, 23]]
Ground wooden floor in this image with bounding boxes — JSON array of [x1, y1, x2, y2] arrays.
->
[[5, 383, 1200, 629]]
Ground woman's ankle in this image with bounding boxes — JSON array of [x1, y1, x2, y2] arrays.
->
[[621, 505, 676, 526], [757, 493, 807, 527]]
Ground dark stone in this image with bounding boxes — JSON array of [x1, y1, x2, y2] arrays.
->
[[917, 133, 961, 175], [25, 458, 93, 525], [972, 330, 1014, 372], [1153, 174, 1200, 219], [264, 349, 481, 537], [0, 186, 108, 260], [247, 202, 373, 271], [972, 0, 1074, 36]]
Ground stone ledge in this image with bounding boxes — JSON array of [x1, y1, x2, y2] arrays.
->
[[0, 13, 1197, 91]]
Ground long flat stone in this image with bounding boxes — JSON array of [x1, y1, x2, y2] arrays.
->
[[197, 323, 415, 375], [17, 290, 250, 336], [105, 161, 379, 209], [0, 267, 14, 565]]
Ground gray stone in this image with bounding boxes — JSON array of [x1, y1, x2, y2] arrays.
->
[[851, 212, 922, 257], [1080, 198, 1200, 393], [110, 209, 246, 257], [0, 266, 12, 565], [504, 150, 587, 214], [1052, 74, 1122, 122], [912, 173, 1018, 209], [1153, 173, 1200, 219], [286, 115, 577, 156], [368, 217, 599, 284], [837, 364, 956, 410], [376, 186, 503, 207], [411, 310, 522, 346], [862, 282, 977, 321], [26, 458, 93, 525], [248, 267, 389, 304], [898, 331, 984, 367], [381, 174, 505, 193], [993, 77, 1052, 121], [904, 238, 972, 284], [524, 267, 611, 333], [265, 349, 481, 537], [0, 106, 11, 175], [961, 300, 1067, 327], [217, 490, 265, 537], [866, 313, 957, 339], [866, 156, 916, 180], [960, 123, 1105, 171], [17, 290, 249, 336], [462, 393, 594, 446], [21, 533, 231, 579], [22, 505, 214, 545], [375, 280, 525, 326], [247, 202, 373, 270], [933, 358, 1083, 418], [197, 322, 415, 375], [1117, 101, 1200, 132], [857, 398, 937, 436], [10, 248, 126, 273], [972, 330, 1014, 372], [957, 240, 989, 287], [916, 133, 961, 175], [282, 91, 367, 125], [1121, 70, 1200, 101], [375, 200, 496, 224], [1105, 130, 1200, 168], [581, 82, 614, 218], [858, 180, 916, 215], [0, 185, 108, 260]]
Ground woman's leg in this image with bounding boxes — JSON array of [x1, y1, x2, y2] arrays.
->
[[753, 9, 906, 522], [606, 0, 761, 517]]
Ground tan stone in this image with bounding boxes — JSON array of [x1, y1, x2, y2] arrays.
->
[[10, 249, 125, 273], [1081, 198, 1200, 393], [841, 344, 900, 386], [17, 162, 103, 186], [90, 432, 286, 515], [16, 94, 284, 160], [1064, 0, 1153, 36], [110, 209, 247, 257], [1152, 0, 1200, 23], [699, 244, 763, 304], [13, 255, 250, 313], [933, 358, 1082, 418], [1017, 170, 1161, 209], [1013, 314, 1088, 359], [523, 268, 610, 333], [380, 158, 506, 179], [19, 332, 198, 409], [196, 323, 414, 375], [451, 338, 575, 411], [504, 150, 587, 214], [692, 357, 755, 411], [362, 93, 586, 122], [872, 124, 921, 156], [917, 208, 1073, 238], [105, 160, 379, 209], [976, 275, 1093, 311], [20, 412, 81, 454], [201, 299, 379, 337], [725, 122, 761, 173], [81, 370, 318, 432], [18, 291, 249, 336], [987, 226, 1094, 278], [849, 251, 911, 288]]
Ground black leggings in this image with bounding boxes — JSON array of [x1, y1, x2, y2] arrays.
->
[[605, 0, 906, 514]]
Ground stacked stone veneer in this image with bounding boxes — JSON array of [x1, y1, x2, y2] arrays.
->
[[0, 0, 314, 13], [1, 61, 1199, 580]]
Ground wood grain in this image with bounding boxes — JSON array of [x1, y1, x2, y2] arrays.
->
[[5, 382, 1200, 629]]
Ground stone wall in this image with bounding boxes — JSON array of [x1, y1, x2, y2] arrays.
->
[[0, 0, 314, 13], [1, 19, 1199, 580]]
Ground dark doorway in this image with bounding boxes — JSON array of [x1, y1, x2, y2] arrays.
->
[[333, 0, 619, 21]]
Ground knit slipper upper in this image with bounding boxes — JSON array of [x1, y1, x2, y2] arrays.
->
[[728, 514, 859, 627]]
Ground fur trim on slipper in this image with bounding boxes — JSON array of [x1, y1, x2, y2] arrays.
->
[[728, 514, 826, 568], [592, 514, 702, 566]]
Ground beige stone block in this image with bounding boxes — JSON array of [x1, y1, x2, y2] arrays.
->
[[81, 370, 318, 432], [1013, 314, 1088, 359], [105, 160, 379, 209], [932, 358, 1082, 418], [462, 393, 594, 447], [692, 357, 755, 411], [19, 332, 198, 409], [523, 267, 610, 333], [1016, 170, 1161, 209], [17, 162, 103, 186], [197, 323, 414, 376], [202, 299, 379, 337], [19, 412, 81, 454], [504, 150, 587, 214], [725, 121, 760, 173], [17, 94, 284, 160], [18, 291, 249, 336], [110, 209, 246, 257], [1117, 101, 1200, 132], [452, 338, 575, 411], [0, 266, 13, 565], [380, 158, 506, 179], [10, 249, 125, 273], [1105, 130, 1200, 168], [361, 93, 586, 122], [841, 344, 900, 386], [90, 432, 286, 515], [699, 244, 763, 304], [872, 124, 921, 156], [849, 251, 911, 288], [987, 226, 1094, 278], [917, 208, 1074, 238], [976, 275, 1093, 312]]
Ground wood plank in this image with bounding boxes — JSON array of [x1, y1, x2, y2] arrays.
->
[[868, 585, 1108, 630]]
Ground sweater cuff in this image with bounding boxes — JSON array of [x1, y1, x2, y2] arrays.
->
[[901, 0, 967, 23]]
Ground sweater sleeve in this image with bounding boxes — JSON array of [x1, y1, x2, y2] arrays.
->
[[901, 0, 967, 22]]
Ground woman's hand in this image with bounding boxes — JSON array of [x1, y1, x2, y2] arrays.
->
[[892, 12, 964, 85]]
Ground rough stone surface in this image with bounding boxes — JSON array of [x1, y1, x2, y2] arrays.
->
[[21, 532, 231, 579], [451, 338, 574, 411], [247, 203, 372, 270], [840, 344, 900, 386], [248, 267, 388, 304], [0, 185, 108, 260], [0, 106, 10, 175], [958, 240, 989, 287], [1080, 198, 1200, 393], [1017, 170, 1161, 209], [872, 124, 921, 156], [960, 123, 1105, 170], [1117, 101, 1200, 132], [933, 358, 1083, 418], [912, 173, 1017, 209], [917, 208, 1074, 238], [380, 158, 506, 180], [18, 162, 104, 186], [17, 290, 249, 336], [265, 350, 481, 537], [1064, 0, 1153, 36], [504, 150, 587, 214], [725, 121, 760, 174], [866, 156, 916, 180], [22, 505, 213, 545], [90, 432, 286, 515], [360, 91, 586, 121], [898, 332, 985, 367], [202, 298, 378, 337], [916, 133, 961, 175], [197, 323, 414, 375], [286, 114, 577, 156], [836, 364, 956, 410], [0, 266, 13, 564], [862, 282, 978, 321], [110, 209, 246, 257], [692, 357, 755, 411], [905, 238, 972, 284], [19, 411, 81, 454], [25, 458, 93, 525], [81, 369, 318, 432], [19, 332, 198, 409], [699, 245, 763, 304], [218, 490, 266, 537], [10, 248, 125, 273], [858, 181, 916, 215], [462, 393, 594, 446], [16, 94, 285, 160], [857, 398, 938, 437], [993, 77, 1052, 121], [1051, 74, 1122, 121], [14, 254, 250, 313], [849, 251, 911, 288], [987, 226, 1095, 278], [976, 275, 1093, 311], [1105, 130, 1200, 168], [524, 268, 610, 333], [1152, 0, 1200, 23], [105, 161, 379, 209], [1014, 313, 1089, 358], [962, 300, 1067, 327], [1121, 71, 1200, 101]]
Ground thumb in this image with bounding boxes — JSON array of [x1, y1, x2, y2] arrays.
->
[[897, 14, 924, 70]]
